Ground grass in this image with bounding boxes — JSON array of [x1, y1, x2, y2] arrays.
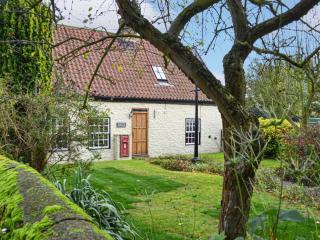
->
[[91, 167, 184, 208], [83, 153, 320, 240], [197, 152, 280, 169]]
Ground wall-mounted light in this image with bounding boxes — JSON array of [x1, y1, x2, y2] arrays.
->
[[129, 110, 133, 119]]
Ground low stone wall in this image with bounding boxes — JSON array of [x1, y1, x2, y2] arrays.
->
[[0, 156, 112, 240]]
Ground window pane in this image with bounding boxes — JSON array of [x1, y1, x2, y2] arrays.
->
[[88, 117, 110, 148], [152, 66, 167, 80], [185, 118, 201, 145], [53, 117, 69, 149]]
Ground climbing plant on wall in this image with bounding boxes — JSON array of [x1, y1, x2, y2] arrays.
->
[[0, 0, 53, 94]]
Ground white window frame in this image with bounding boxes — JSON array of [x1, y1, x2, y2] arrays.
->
[[185, 118, 201, 145], [88, 117, 111, 149], [152, 66, 167, 81], [52, 118, 69, 151]]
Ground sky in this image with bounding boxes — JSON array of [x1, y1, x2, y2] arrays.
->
[[54, 0, 320, 84]]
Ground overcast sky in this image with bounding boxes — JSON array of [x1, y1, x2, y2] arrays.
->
[[55, 0, 159, 31]]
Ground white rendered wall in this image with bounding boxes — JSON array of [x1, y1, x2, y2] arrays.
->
[[86, 100, 223, 160]]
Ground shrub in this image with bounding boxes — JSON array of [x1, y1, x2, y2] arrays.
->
[[255, 168, 281, 193], [152, 154, 190, 161], [160, 159, 192, 172], [0, 86, 104, 172], [255, 168, 320, 209], [149, 157, 224, 175], [281, 125, 320, 186], [188, 162, 210, 172], [259, 118, 293, 158], [282, 184, 320, 208], [55, 166, 138, 240], [189, 162, 224, 175]]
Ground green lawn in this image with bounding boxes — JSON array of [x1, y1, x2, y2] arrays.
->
[[86, 155, 319, 240], [197, 152, 281, 169]]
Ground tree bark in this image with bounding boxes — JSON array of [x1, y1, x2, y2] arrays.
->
[[218, 46, 259, 239], [31, 144, 48, 172], [219, 120, 258, 239]]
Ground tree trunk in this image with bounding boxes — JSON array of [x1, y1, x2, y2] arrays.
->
[[219, 118, 257, 239], [31, 144, 48, 172], [219, 47, 259, 239]]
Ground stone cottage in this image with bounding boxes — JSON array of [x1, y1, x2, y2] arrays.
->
[[53, 25, 222, 160]]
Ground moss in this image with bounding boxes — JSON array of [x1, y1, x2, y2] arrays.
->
[[69, 228, 84, 234], [42, 205, 65, 215], [92, 225, 114, 240], [37, 173, 92, 220], [0, 158, 24, 240], [0, 157, 53, 240], [11, 159, 91, 220], [0, 156, 113, 239], [11, 215, 53, 240]]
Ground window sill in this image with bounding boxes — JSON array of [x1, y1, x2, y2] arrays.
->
[[52, 148, 69, 152], [154, 83, 174, 87], [88, 147, 111, 150]]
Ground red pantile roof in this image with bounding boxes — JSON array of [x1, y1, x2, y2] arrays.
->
[[53, 25, 212, 103]]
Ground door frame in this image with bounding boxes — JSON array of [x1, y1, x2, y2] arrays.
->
[[131, 108, 149, 157]]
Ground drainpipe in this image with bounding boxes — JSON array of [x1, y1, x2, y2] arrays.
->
[[192, 87, 200, 163]]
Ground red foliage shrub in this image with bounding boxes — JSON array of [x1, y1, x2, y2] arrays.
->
[[281, 125, 320, 186]]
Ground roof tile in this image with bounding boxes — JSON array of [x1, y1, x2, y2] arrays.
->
[[53, 25, 211, 103]]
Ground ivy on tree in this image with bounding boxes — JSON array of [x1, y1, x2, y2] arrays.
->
[[0, 0, 52, 93]]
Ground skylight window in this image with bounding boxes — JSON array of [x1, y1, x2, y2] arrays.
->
[[152, 66, 167, 82]]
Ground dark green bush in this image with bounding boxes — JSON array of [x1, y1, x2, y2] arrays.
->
[[264, 138, 282, 158]]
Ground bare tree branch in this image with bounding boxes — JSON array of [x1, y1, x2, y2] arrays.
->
[[168, 0, 219, 38], [227, 0, 249, 40], [250, 0, 320, 42], [249, 44, 320, 68]]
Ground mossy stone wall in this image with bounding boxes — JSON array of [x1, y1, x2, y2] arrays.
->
[[0, 156, 113, 240]]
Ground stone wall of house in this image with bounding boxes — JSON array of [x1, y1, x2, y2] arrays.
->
[[51, 101, 222, 162], [90, 100, 222, 160]]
